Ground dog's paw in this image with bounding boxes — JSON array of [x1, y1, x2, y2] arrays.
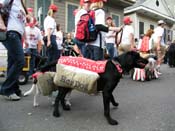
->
[[108, 118, 118, 125], [53, 110, 60, 117], [63, 105, 71, 111]]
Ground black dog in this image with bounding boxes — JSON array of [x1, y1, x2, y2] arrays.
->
[[167, 43, 175, 67], [51, 51, 148, 125]]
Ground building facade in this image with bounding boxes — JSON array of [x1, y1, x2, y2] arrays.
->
[[124, 0, 175, 42], [24, 0, 135, 33]]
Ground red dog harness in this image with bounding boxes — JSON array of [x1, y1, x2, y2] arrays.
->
[[58, 56, 122, 74]]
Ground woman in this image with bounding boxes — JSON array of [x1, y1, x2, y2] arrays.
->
[[105, 16, 116, 59], [56, 24, 63, 59], [86, 0, 122, 60], [118, 16, 135, 55], [63, 33, 79, 56], [138, 29, 154, 57], [44, 4, 58, 64], [0, 0, 28, 100]]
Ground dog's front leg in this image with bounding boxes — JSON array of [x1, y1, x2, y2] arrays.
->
[[103, 91, 118, 125], [33, 85, 39, 107], [110, 94, 119, 107], [61, 88, 72, 111]]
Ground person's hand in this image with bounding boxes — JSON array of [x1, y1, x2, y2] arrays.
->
[[157, 45, 160, 51], [121, 24, 125, 29], [25, 43, 28, 48]]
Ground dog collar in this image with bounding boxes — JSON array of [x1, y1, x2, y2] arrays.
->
[[112, 60, 123, 74]]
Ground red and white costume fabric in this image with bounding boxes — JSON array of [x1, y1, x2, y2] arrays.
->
[[132, 68, 146, 81], [139, 36, 150, 52], [137, 36, 153, 52], [58, 56, 123, 74], [58, 56, 107, 73]]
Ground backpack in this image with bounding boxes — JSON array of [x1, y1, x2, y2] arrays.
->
[[75, 10, 97, 42]]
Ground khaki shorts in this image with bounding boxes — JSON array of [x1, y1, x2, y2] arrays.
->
[[152, 43, 166, 61], [118, 44, 131, 55]]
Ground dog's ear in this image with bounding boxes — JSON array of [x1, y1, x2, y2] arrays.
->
[[128, 51, 140, 58], [153, 56, 157, 60]]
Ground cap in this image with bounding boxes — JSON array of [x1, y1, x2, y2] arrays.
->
[[123, 16, 133, 25], [91, 0, 107, 3], [80, 0, 91, 6], [84, 0, 91, 2], [27, 8, 33, 13], [106, 16, 112, 20], [49, 4, 58, 12], [158, 20, 166, 25]]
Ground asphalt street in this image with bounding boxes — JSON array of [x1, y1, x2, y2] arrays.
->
[[0, 64, 175, 131]]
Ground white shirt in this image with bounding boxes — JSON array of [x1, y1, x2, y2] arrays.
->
[[105, 30, 116, 44], [0, 0, 26, 36], [88, 9, 106, 48], [120, 25, 134, 45], [56, 31, 63, 50], [44, 16, 57, 36], [74, 8, 88, 37], [152, 26, 165, 46], [25, 26, 42, 49]]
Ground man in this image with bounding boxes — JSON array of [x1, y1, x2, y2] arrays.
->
[[152, 20, 166, 74], [74, 0, 92, 57], [0, 0, 27, 100], [25, 17, 42, 78]]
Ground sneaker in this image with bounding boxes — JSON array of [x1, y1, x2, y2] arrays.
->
[[157, 71, 162, 75], [4, 93, 21, 101], [65, 100, 71, 106], [156, 65, 162, 75]]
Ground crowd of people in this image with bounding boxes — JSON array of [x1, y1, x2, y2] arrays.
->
[[0, 0, 170, 101]]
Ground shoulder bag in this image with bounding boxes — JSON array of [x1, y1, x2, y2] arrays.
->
[[0, 0, 14, 42]]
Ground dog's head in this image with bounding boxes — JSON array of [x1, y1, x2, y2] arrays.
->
[[148, 57, 156, 68], [114, 51, 148, 72]]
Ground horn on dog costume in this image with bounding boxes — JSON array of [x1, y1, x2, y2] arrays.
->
[[136, 68, 141, 81], [133, 68, 137, 80], [154, 69, 159, 78], [140, 69, 145, 81]]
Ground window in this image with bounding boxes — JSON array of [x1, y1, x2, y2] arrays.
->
[[112, 14, 120, 26], [139, 21, 144, 37], [37, 0, 51, 29], [67, 3, 78, 32], [166, 29, 172, 42], [150, 25, 154, 30]]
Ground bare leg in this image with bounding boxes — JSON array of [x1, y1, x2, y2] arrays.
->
[[33, 84, 39, 107]]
